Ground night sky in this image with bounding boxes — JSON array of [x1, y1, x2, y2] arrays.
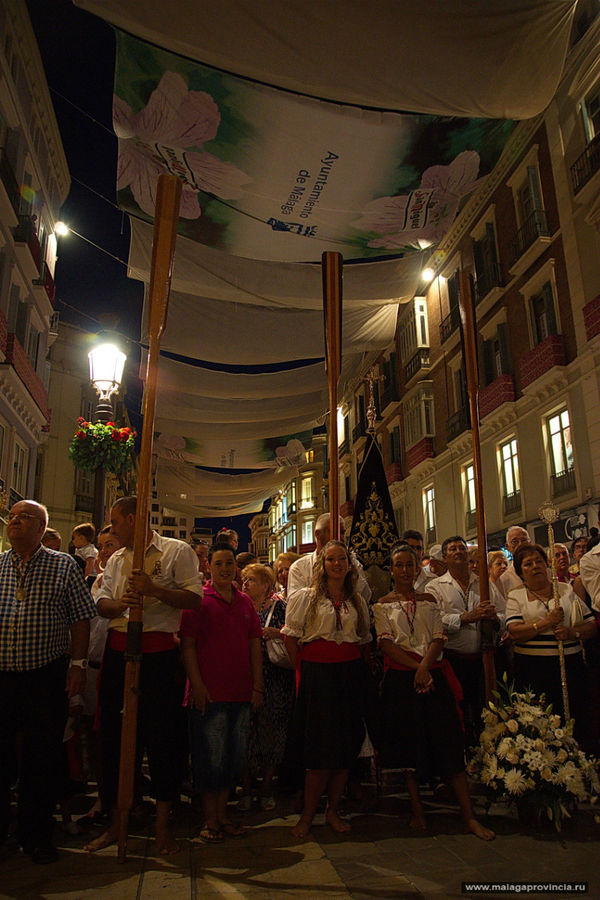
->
[[26, 0, 259, 548]]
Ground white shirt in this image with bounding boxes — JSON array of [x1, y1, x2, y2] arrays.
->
[[373, 599, 445, 661], [580, 544, 600, 611], [426, 570, 505, 654], [497, 563, 523, 599], [506, 583, 592, 656], [415, 566, 437, 593], [287, 549, 372, 604], [281, 587, 371, 645], [96, 532, 203, 633]]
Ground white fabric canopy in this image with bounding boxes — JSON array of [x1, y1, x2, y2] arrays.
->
[[75, 0, 578, 514], [143, 288, 399, 365], [77, 1, 576, 118], [156, 460, 297, 517], [130, 219, 426, 308]]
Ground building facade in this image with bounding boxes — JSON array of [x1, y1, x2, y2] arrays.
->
[[37, 321, 136, 543], [0, 1, 69, 548], [267, 434, 326, 561], [336, 5, 600, 552]]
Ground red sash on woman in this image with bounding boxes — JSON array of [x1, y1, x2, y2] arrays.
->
[[385, 649, 464, 729], [295, 639, 361, 693]]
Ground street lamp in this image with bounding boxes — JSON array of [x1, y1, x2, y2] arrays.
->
[[88, 334, 128, 532], [88, 339, 127, 423]]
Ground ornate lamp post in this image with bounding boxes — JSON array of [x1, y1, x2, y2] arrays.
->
[[88, 335, 127, 532]]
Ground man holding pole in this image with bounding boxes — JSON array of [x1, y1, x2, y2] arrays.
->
[[85, 496, 202, 855], [427, 536, 505, 751]]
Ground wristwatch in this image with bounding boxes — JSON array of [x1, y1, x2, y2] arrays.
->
[[69, 658, 88, 669]]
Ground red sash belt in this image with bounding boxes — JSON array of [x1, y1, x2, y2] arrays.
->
[[299, 639, 361, 663], [108, 630, 175, 653]]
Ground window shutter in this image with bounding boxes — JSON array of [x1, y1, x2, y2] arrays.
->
[[527, 166, 543, 212], [448, 272, 460, 311], [473, 238, 484, 282], [482, 339, 495, 385], [497, 323, 511, 374], [541, 282, 557, 336]]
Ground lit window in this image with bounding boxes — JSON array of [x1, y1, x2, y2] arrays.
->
[[423, 485, 436, 543], [300, 475, 314, 509], [548, 409, 573, 477], [302, 518, 315, 545], [501, 439, 520, 497], [465, 464, 476, 514]]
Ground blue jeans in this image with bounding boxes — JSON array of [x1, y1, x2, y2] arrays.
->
[[189, 702, 251, 793]]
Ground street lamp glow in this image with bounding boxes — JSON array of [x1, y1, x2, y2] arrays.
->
[[88, 342, 126, 399], [54, 221, 70, 237], [421, 267, 435, 283]]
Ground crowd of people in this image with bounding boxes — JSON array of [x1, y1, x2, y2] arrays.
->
[[2, 499, 600, 864]]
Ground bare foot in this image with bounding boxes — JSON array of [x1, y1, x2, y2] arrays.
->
[[466, 817, 495, 841], [409, 816, 427, 832], [291, 815, 313, 839], [155, 829, 180, 856], [83, 828, 117, 853], [325, 810, 352, 833]]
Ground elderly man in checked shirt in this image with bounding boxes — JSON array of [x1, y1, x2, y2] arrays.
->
[[0, 500, 96, 864]]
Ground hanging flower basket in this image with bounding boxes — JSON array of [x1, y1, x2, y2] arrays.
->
[[68, 418, 136, 475], [469, 674, 599, 832]]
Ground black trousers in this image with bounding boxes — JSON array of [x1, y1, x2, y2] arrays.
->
[[444, 651, 484, 751], [98, 646, 184, 809], [0, 657, 69, 846]]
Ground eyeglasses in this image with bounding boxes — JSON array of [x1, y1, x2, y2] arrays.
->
[[7, 513, 42, 523]]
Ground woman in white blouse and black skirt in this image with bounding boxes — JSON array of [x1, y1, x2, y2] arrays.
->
[[375, 543, 494, 840], [282, 540, 370, 838]]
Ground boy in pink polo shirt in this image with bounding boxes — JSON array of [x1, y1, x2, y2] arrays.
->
[[180, 542, 263, 842]]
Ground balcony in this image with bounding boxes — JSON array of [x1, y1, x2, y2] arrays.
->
[[4, 334, 50, 422], [571, 133, 600, 195], [338, 438, 349, 457], [9, 488, 24, 508], [439, 307, 461, 344], [406, 437, 435, 471], [519, 334, 565, 390], [352, 419, 367, 444], [75, 494, 94, 514], [503, 490, 522, 517], [385, 462, 402, 485], [13, 215, 42, 280], [447, 405, 471, 442], [405, 347, 430, 382], [32, 262, 56, 307], [466, 509, 477, 532], [552, 467, 576, 498], [509, 209, 551, 276], [479, 374, 515, 419], [475, 262, 502, 304], [380, 381, 399, 416], [583, 294, 600, 341], [0, 149, 20, 226]]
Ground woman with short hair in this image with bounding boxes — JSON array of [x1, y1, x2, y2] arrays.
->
[[506, 543, 596, 744]]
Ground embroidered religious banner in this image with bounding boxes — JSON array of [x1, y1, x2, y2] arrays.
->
[[113, 30, 514, 264], [348, 433, 399, 569]]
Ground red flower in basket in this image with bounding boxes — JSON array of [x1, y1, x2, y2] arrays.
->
[[106, 421, 116, 428], [111, 431, 121, 441], [76, 430, 86, 440]]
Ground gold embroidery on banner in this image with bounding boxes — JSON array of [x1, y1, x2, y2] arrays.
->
[[352, 482, 397, 567]]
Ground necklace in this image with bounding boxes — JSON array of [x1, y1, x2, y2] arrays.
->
[[399, 596, 417, 640], [328, 593, 348, 630], [528, 588, 553, 610]]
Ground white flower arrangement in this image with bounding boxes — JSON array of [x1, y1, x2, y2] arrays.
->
[[470, 676, 599, 831]]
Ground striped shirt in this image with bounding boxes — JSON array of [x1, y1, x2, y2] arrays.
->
[[0, 545, 96, 672], [506, 583, 593, 657]]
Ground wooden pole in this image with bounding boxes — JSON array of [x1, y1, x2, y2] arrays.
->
[[458, 269, 497, 702], [117, 174, 182, 860], [322, 252, 342, 541]]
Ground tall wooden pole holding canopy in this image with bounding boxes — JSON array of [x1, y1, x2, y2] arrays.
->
[[458, 269, 497, 702], [117, 174, 182, 860], [322, 251, 342, 541]]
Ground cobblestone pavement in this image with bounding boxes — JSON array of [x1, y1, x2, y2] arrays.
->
[[0, 790, 598, 899]]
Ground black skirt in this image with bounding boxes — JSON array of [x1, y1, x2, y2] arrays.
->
[[379, 668, 465, 778], [514, 651, 590, 746], [290, 658, 366, 769]]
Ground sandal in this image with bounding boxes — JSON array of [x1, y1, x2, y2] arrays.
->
[[198, 825, 224, 843], [220, 822, 245, 837]]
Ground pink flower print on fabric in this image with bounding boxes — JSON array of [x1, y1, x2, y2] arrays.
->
[[114, 71, 250, 218], [354, 150, 483, 250]]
